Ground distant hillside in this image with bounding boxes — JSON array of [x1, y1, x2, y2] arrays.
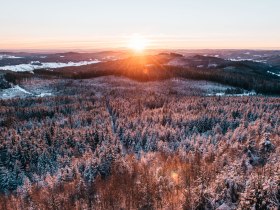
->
[[2, 52, 280, 95]]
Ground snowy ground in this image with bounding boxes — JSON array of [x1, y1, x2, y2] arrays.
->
[[0, 77, 58, 99], [267, 71, 280, 77], [206, 91, 257, 97], [0, 54, 23, 60], [0, 60, 101, 72], [0, 85, 53, 99]]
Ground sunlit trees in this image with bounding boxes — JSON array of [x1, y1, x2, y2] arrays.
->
[[0, 87, 279, 209]]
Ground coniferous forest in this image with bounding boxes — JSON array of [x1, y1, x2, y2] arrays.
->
[[0, 75, 279, 209]]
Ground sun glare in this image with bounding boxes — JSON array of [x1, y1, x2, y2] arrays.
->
[[128, 35, 148, 53]]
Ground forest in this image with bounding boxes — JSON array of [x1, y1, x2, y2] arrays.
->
[[3, 53, 280, 95], [0, 80, 279, 209]]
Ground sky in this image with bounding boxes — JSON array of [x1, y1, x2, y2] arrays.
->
[[0, 0, 279, 51]]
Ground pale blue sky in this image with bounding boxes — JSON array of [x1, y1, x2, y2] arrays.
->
[[0, 0, 279, 50]]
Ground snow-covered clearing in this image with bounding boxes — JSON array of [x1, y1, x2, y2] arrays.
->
[[267, 71, 280, 77], [0, 60, 101, 72], [0, 85, 52, 99]]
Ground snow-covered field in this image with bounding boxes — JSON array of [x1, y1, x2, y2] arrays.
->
[[0, 54, 22, 60], [267, 71, 280, 77], [0, 77, 57, 99], [0, 60, 101, 72], [0, 85, 52, 99], [0, 85, 53, 99], [207, 91, 257, 97], [227, 58, 267, 63]]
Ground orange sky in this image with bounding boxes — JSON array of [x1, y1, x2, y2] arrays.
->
[[1, 0, 279, 51]]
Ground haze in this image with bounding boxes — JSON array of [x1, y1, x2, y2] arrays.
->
[[0, 0, 280, 51]]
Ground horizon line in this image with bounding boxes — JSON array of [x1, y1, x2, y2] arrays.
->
[[1, 47, 280, 54]]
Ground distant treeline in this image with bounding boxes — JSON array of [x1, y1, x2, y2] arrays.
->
[[3, 54, 280, 95]]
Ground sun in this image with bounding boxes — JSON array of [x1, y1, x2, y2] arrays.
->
[[128, 35, 148, 53]]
